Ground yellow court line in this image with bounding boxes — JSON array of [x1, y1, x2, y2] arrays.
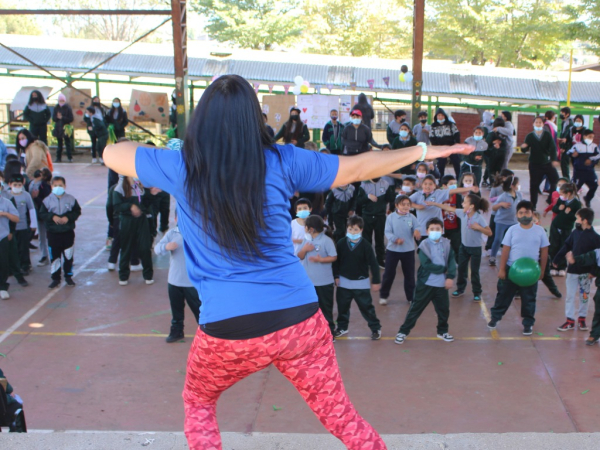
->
[[0, 331, 568, 341], [478, 299, 500, 340], [83, 190, 108, 206]]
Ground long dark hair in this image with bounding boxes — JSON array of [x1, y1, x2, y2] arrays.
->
[[109, 97, 124, 119], [305, 215, 334, 240], [16, 128, 36, 153], [28, 90, 45, 105], [183, 74, 275, 260], [283, 108, 304, 142]]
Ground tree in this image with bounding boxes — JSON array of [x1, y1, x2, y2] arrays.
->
[[424, 0, 572, 68], [191, 0, 305, 50], [565, 0, 600, 56], [0, 1, 41, 35]]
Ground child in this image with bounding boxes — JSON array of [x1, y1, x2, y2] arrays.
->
[[291, 198, 312, 255], [489, 175, 522, 267], [380, 195, 420, 305], [486, 169, 514, 255], [532, 211, 562, 299], [488, 201, 550, 335], [325, 185, 355, 244], [154, 209, 201, 343], [356, 177, 396, 267], [549, 182, 581, 276], [85, 106, 108, 164], [568, 129, 599, 207], [332, 215, 382, 340], [431, 194, 492, 302], [553, 208, 600, 331], [113, 176, 155, 286], [485, 118, 508, 183], [0, 193, 20, 299], [297, 215, 338, 337], [394, 218, 456, 344], [400, 176, 417, 197], [439, 174, 461, 261], [458, 172, 479, 196], [391, 123, 418, 150], [543, 177, 569, 220], [30, 168, 52, 266], [568, 248, 600, 345], [412, 111, 431, 145], [38, 176, 81, 288], [7, 175, 37, 275], [460, 126, 488, 186]]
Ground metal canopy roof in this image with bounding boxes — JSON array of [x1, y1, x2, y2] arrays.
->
[[0, 34, 599, 104]]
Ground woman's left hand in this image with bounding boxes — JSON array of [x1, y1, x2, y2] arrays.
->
[[427, 143, 475, 160]]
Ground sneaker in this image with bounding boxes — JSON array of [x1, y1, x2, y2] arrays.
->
[[68, 159, 73, 163], [379, 297, 388, 305], [165, 327, 185, 343], [99, 158, 105, 165], [394, 333, 406, 344], [29, 243, 38, 250], [550, 269, 558, 276], [488, 258, 496, 267], [558, 270, 566, 277], [451, 290, 464, 298], [17, 279, 28, 287], [437, 333, 454, 342], [523, 326, 533, 336], [550, 289, 562, 299], [37, 256, 49, 266], [578, 318, 589, 331], [65, 277, 76, 287], [119, 280, 128, 286], [48, 280, 60, 289], [371, 329, 382, 340], [333, 329, 348, 338], [585, 337, 599, 346], [107, 262, 116, 271], [473, 295, 482, 302], [557, 319, 575, 332], [378, 264, 385, 270], [0, 290, 9, 300], [514, 294, 521, 299], [92, 158, 98, 164], [145, 279, 155, 285], [130, 264, 143, 272], [484, 249, 491, 257], [487, 319, 498, 329]]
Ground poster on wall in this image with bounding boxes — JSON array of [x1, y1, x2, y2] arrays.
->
[[296, 95, 340, 129], [128, 89, 169, 125], [60, 87, 92, 129], [339, 95, 373, 124], [10, 86, 53, 112], [261, 95, 296, 133]]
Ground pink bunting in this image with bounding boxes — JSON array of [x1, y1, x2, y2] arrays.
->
[[268, 84, 274, 94], [326, 83, 334, 92], [284, 84, 291, 95], [253, 83, 260, 94], [350, 81, 357, 91], [383, 76, 390, 87], [367, 79, 375, 89]]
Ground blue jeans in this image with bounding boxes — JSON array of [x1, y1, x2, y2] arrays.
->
[[490, 222, 513, 258]]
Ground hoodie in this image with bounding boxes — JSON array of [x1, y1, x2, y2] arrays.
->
[[341, 123, 372, 155], [351, 93, 375, 129], [322, 120, 344, 153], [430, 108, 460, 146], [480, 111, 494, 136]]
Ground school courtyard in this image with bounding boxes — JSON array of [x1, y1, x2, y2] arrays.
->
[[1, 160, 600, 449]]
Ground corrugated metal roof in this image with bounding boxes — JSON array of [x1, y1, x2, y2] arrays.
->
[[0, 42, 599, 104]]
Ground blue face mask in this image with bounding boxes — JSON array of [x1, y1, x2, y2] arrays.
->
[[473, 135, 483, 141], [347, 232, 362, 241], [331, 116, 338, 121], [52, 186, 65, 196], [351, 118, 362, 125], [296, 210, 310, 219], [448, 184, 457, 190], [534, 126, 544, 132], [437, 119, 445, 124], [399, 130, 409, 138], [428, 231, 442, 241]]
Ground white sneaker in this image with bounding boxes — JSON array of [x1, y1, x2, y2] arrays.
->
[[558, 270, 566, 277], [550, 270, 558, 276], [394, 333, 407, 344], [0, 290, 9, 300], [119, 280, 128, 286], [437, 333, 455, 342], [92, 158, 98, 164], [130, 264, 143, 272], [379, 297, 388, 305], [107, 263, 116, 271], [484, 249, 491, 257], [99, 158, 104, 165], [145, 279, 155, 285]]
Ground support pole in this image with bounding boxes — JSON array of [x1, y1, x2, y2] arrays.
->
[[566, 49, 574, 107], [172, 0, 189, 138], [411, 0, 425, 127]]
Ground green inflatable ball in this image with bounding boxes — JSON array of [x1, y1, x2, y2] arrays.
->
[[509, 257, 541, 287]]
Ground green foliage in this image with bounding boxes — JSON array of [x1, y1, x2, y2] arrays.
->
[[424, 0, 572, 68], [191, 0, 305, 50], [565, 0, 600, 56], [0, 1, 41, 35]]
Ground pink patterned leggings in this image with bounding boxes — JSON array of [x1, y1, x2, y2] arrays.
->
[[182, 310, 387, 450]]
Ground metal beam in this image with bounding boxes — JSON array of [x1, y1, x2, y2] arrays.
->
[[0, 9, 171, 15]]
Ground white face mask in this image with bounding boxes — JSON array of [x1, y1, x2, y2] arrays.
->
[[463, 182, 473, 188], [11, 186, 23, 194], [584, 139, 593, 145], [401, 185, 412, 193]]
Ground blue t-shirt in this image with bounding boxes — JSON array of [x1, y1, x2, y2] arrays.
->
[[135, 144, 339, 324]]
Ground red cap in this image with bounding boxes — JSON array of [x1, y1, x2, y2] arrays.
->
[[350, 109, 362, 117]]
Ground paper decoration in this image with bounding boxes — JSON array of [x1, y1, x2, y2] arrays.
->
[[60, 87, 92, 129], [268, 84, 274, 94], [262, 95, 296, 131], [367, 79, 375, 89], [383, 77, 390, 87], [326, 83, 334, 92], [10, 86, 53, 112], [297, 95, 340, 129], [350, 82, 357, 91], [284, 85, 291, 95], [253, 83, 260, 94], [128, 89, 169, 125], [315, 85, 322, 94]]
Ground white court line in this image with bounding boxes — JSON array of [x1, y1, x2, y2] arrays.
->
[[0, 246, 106, 345]]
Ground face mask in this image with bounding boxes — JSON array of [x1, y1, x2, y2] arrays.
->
[[19, 139, 28, 147], [400, 118, 406, 123], [534, 126, 543, 132], [84, 113, 89, 118], [575, 121, 583, 127], [463, 182, 473, 188], [331, 116, 338, 121], [428, 231, 442, 241], [347, 232, 362, 241], [448, 184, 457, 190], [58, 101, 65, 106], [575, 223, 583, 231], [516, 185, 521, 191], [401, 185, 412, 193], [559, 195, 567, 201], [93, 101, 100, 106], [52, 186, 65, 196], [518, 216, 533, 225], [473, 135, 483, 141], [416, 172, 426, 179], [399, 130, 409, 138], [584, 139, 593, 145], [11, 186, 23, 194], [559, 114, 565, 120], [290, 114, 300, 120], [556, 185, 562, 192], [296, 210, 310, 219], [437, 119, 445, 124], [420, 119, 427, 123], [351, 118, 362, 125], [396, 209, 408, 215], [304, 233, 313, 242], [113, 102, 120, 108]]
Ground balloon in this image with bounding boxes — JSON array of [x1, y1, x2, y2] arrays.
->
[[508, 258, 541, 287], [405, 72, 414, 83], [303, 80, 310, 87], [398, 73, 405, 83], [294, 76, 304, 85], [300, 85, 309, 94], [292, 85, 302, 95], [401, 64, 408, 74]]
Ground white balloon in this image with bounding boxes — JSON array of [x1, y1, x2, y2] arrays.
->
[[405, 72, 414, 83], [292, 85, 302, 95], [294, 76, 304, 86]]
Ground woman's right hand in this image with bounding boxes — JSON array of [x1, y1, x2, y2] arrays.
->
[[426, 143, 475, 160]]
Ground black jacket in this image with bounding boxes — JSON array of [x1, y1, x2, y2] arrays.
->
[[554, 228, 600, 275], [52, 104, 74, 138], [351, 93, 375, 129], [430, 108, 460, 146], [341, 124, 372, 155], [333, 237, 381, 283], [106, 107, 129, 133]]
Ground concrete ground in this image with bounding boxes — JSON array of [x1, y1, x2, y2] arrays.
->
[[1, 160, 600, 448]]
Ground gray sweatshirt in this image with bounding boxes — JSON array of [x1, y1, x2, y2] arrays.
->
[[385, 212, 418, 252], [154, 227, 193, 287]]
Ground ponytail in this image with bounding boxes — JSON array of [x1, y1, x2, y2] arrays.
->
[[467, 193, 489, 213], [305, 215, 333, 240]]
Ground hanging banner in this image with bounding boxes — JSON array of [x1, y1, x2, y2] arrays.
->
[[383, 76, 390, 87], [367, 79, 375, 89], [284, 85, 291, 95], [350, 82, 357, 91], [128, 89, 169, 125], [268, 84, 274, 94]]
